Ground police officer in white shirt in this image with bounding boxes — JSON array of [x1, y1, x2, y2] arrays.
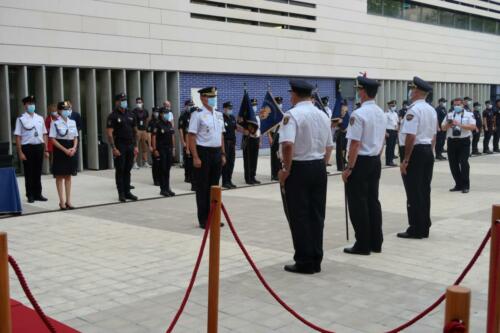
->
[[279, 79, 333, 274], [188, 87, 226, 229], [342, 76, 386, 255], [441, 97, 476, 193], [14, 95, 49, 203], [397, 77, 437, 239], [385, 100, 399, 166]]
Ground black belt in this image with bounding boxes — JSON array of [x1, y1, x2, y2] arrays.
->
[[196, 145, 221, 152], [292, 159, 324, 165], [224, 138, 235, 142], [415, 144, 432, 147], [357, 155, 380, 160]]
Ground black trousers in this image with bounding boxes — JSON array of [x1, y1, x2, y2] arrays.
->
[[335, 131, 347, 171], [471, 131, 480, 153], [436, 130, 446, 156], [483, 130, 492, 152], [152, 153, 160, 185], [159, 146, 173, 192], [193, 146, 222, 226], [399, 146, 416, 232], [183, 146, 193, 182], [114, 143, 134, 195], [385, 130, 397, 165], [493, 127, 500, 151], [404, 145, 434, 237], [346, 155, 383, 251], [447, 137, 471, 190], [222, 140, 236, 184], [22, 143, 44, 199], [242, 136, 259, 182], [270, 133, 280, 179], [283, 160, 327, 268]]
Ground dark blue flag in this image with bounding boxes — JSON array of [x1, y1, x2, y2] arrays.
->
[[258, 91, 283, 135], [331, 83, 343, 121], [237, 90, 259, 133]]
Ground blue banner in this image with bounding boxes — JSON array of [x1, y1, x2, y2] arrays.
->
[[237, 90, 259, 133], [258, 91, 283, 135]]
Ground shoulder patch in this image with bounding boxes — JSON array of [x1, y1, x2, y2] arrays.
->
[[349, 117, 355, 126], [406, 114, 414, 121], [283, 116, 290, 125]]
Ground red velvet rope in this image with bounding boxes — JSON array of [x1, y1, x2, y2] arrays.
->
[[443, 320, 466, 333], [8, 255, 57, 333], [222, 202, 491, 333], [165, 202, 215, 333]]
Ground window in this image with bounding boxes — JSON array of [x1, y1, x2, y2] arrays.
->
[[470, 16, 484, 32], [483, 18, 497, 34], [385, 0, 403, 18], [440, 10, 454, 28], [403, 3, 421, 22], [421, 7, 439, 25], [368, 0, 382, 15], [454, 12, 469, 29]]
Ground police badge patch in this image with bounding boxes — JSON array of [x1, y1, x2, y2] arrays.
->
[[349, 117, 356, 126], [406, 114, 414, 121], [283, 116, 290, 125]]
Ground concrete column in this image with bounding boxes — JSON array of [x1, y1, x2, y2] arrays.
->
[[0, 65, 11, 155], [167, 71, 181, 161], [155, 71, 167, 106], [98, 69, 113, 169], [112, 69, 126, 96], [50, 67, 64, 104], [127, 70, 141, 108], [84, 69, 98, 170], [68, 68, 83, 171], [17, 66, 28, 113], [141, 71, 154, 111], [34, 66, 49, 174]]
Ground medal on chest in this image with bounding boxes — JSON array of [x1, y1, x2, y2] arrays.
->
[[117, 117, 122, 123]]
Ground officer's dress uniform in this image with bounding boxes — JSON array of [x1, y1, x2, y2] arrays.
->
[[14, 111, 47, 201], [269, 125, 281, 180], [49, 117, 78, 176], [442, 109, 475, 192], [279, 99, 333, 273], [384, 108, 399, 165], [335, 118, 347, 171], [435, 103, 448, 158], [483, 106, 494, 153], [147, 113, 160, 185], [399, 98, 437, 238], [178, 109, 193, 183], [153, 118, 175, 195], [222, 111, 237, 187], [243, 116, 261, 184], [471, 107, 482, 155], [189, 105, 225, 228], [345, 100, 386, 253], [106, 107, 137, 197]]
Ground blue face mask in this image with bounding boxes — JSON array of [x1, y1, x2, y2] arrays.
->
[[207, 97, 217, 108], [27, 104, 36, 113], [163, 112, 173, 122], [454, 106, 463, 113], [62, 110, 70, 118], [51, 111, 58, 117], [120, 101, 128, 109]]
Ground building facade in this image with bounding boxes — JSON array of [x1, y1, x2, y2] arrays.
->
[[0, 0, 499, 171]]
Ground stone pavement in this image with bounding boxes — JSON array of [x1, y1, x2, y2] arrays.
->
[[1, 153, 499, 332]]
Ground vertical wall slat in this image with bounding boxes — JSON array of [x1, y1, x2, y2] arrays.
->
[[85, 69, 98, 170], [98, 69, 114, 169], [155, 71, 167, 106]]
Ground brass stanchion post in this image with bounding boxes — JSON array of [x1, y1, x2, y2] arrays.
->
[[0, 232, 12, 333], [445, 285, 471, 332], [207, 186, 221, 333]]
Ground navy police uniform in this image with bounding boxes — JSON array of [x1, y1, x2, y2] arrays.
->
[[279, 80, 334, 274], [222, 101, 237, 188], [471, 102, 482, 155], [344, 76, 386, 255], [242, 98, 261, 185], [147, 107, 161, 185], [483, 101, 494, 154], [397, 77, 437, 239], [179, 100, 194, 184], [106, 93, 138, 202], [152, 108, 175, 197], [269, 96, 284, 181], [435, 98, 448, 160]]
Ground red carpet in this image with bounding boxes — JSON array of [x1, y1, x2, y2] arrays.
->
[[10, 299, 80, 333]]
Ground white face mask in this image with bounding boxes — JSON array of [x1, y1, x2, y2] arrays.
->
[[137, 103, 143, 109], [278, 104, 283, 109], [252, 106, 257, 112]]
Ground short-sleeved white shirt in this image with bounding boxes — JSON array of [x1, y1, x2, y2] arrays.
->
[[400, 99, 437, 145], [385, 110, 399, 130], [325, 106, 333, 119], [13, 113, 47, 145], [188, 106, 225, 147], [346, 100, 386, 156], [441, 111, 476, 139], [278, 101, 333, 161], [49, 118, 79, 140]]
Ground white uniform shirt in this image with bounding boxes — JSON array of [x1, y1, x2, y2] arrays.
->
[[441, 111, 476, 139], [49, 118, 79, 140], [385, 110, 399, 130], [346, 100, 386, 156], [400, 99, 437, 145], [188, 106, 225, 147], [13, 112, 47, 145], [279, 101, 333, 161], [325, 106, 333, 119]]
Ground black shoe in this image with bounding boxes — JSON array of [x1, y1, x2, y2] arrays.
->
[[160, 191, 170, 197], [314, 264, 321, 273], [35, 195, 48, 202], [343, 246, 370, 255], [229, 182, 237, 189], [436, 155, 447, 160], [222, 183, 232, 189], [252, 179, 261, 185], [27, 197, 35, 203], [199, 223, 224, 229], [396, 232, 422, 239], [284, 264, 315, 274], [129, 185, 135, 190], [494, 149, 500, 153], [245, 181, 253, 185], [449, 187, 462, 192], [485, 150, 493, 154], [386, 163, 397, 167], [271, 177, 279, 181], [118, 194, 126, 202], [462, 188, 469, 193], [371, 247, 382, 253], [167, 190, 176, 197], [125, 193, 138, 201]]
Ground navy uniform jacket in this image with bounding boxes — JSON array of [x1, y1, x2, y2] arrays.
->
[[106, 108, 137, 145], [473, 110, 482, 131], [70, 111, 82, 132], [178, 111, 191, 140], [153, 120, 174, 148], [223, 114, 237, 141], [435, 105, 447, 125]]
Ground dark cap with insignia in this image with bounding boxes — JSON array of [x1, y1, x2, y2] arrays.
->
[[438, 97, 447, 103], [184, 99, 194, 106], [354, 76, 380, 89], [288, 79, 315, 95], [223, 101, 233, 109], [275, 96, 283, 104], [114, 93, 127, 101], [57, 101, 71, 110], [251, 98, 258, 106], [464, 96, 472, 101], [485, 100, 491, 105], [402, 100, 409, 106], [159, 107, 169, 113], [198, 87, 217, 97], [152, 106, 160, 112], [409, 76, 433, 93], [22, 95, 36, 104], [473, 102, 481, 107], [387, 100, 396, 105], [321, 96, 329, 104]]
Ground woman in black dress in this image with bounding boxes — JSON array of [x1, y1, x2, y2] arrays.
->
[[49, 101, 79, 210]]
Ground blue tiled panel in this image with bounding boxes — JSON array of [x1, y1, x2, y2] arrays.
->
[[179, 72, 336, 150]]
